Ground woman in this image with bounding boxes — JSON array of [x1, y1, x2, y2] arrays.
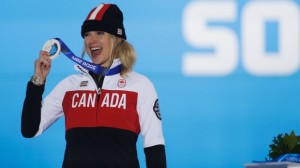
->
[[21, 3, 166, 168]]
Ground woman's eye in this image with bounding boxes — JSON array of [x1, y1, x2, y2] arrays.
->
[[83, 32, 90, 37], [97, 31, 104, 35]]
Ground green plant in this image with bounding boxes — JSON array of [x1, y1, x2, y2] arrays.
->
[[266, 130, 300, 161]]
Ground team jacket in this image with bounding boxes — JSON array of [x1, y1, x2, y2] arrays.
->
[[21, 59, 166, 168]]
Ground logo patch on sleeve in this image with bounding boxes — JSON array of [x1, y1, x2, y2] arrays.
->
[[153, 99, 162, 120]]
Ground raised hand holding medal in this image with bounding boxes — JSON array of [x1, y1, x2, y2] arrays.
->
[[40, 38, 122, 76], [31, 42, 54, 86]]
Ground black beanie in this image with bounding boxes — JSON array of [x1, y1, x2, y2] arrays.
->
[[81, 4, 126, 40]]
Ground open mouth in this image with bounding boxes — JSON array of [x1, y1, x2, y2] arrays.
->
[[90, 47, 102, 58]]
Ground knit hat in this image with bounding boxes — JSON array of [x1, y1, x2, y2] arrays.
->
[[81, 3, 126, 40]]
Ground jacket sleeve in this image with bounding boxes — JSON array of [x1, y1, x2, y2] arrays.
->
[[21, 81, 44, 138], [137, 76, 166, 167], [144, 144, 166, 168], [21, 78, 65, 138]]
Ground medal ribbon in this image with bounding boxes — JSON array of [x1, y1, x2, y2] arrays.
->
[[49, 38, 122, 76]]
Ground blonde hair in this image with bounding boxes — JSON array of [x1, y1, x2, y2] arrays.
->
[[81, 34, 136, 77], [110, 35, 136, 76]]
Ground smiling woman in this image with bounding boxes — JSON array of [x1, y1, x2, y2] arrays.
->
[[83, 31, 113, 67], [21, 3, 166, 168]]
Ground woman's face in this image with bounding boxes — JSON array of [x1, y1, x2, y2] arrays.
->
[[84, 31, 113, 67]]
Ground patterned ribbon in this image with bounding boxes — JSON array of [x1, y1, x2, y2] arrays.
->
[[43, 38, 122, 76]]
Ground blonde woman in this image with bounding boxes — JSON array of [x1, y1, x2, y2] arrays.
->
[[21, 3, 166, 168]]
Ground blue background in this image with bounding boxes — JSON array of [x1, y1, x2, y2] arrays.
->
[[1, 0, 300, 167]]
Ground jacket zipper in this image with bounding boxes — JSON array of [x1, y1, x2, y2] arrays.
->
[[86, 72, 102, 121], [96, 89, 101, 121]]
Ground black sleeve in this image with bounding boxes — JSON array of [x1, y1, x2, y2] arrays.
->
[[21, 81, 45, 138], [144, 144, 166, 168]]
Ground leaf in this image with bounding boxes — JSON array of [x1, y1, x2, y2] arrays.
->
[[267, 130, 300, 160], [286, 130, 298, 151]]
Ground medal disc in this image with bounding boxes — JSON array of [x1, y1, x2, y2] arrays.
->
[[42, 39, 61, 60]]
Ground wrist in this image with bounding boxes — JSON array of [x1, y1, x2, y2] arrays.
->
[[31, 75, 46, 86]]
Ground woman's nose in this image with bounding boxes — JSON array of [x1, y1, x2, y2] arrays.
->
[[88, 34, 97, 44]]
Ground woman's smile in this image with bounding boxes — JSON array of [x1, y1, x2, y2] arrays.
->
[[90, 47, 102, 58], [84, 31, 113, 67]]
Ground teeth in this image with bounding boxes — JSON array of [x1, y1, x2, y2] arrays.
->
[[91, 47, 101, 51]]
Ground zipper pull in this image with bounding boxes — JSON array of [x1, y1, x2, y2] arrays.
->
[[97, 88, 101, 95]]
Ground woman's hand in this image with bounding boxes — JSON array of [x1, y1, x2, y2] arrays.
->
[[34, 50, 52, 82]]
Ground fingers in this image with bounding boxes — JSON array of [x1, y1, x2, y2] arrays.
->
[[37, 50, 51, 69], [34, 51, 52, 78]]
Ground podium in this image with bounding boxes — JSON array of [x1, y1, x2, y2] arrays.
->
[[245, 162, 300, 168]]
